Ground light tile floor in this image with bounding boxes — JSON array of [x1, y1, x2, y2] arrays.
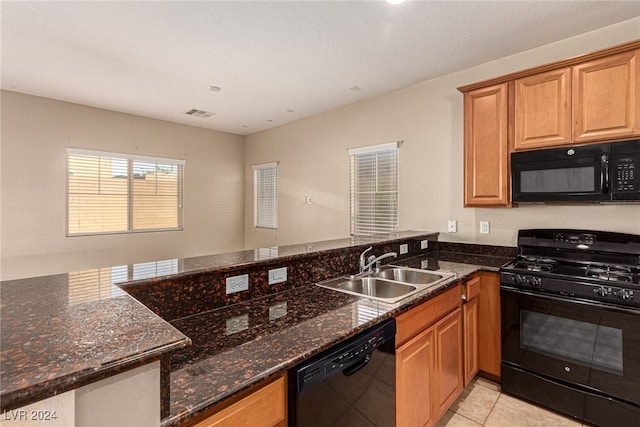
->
[[436, 377, 590, 427]]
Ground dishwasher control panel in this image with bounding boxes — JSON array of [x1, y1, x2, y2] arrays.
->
[[294, 319, 396, 391]]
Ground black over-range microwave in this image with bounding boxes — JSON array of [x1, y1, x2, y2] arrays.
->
[[511, 138, 640, 203]]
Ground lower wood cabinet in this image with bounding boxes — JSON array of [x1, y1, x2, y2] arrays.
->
[[396, 284, 463, 427], [477, 271, 501, 379], [463, 295, 479, 386], [184, 375, 287, 427]]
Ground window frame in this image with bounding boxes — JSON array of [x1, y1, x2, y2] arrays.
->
[[348, 142, 399, 236], [66, 148, 185, 236], [253, 161, 279, 230]]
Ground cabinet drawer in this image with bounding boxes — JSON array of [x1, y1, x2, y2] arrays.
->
[[396, 283, 462, 347], [463, 275, 481, 301]]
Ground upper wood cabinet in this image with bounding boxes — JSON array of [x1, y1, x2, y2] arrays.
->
[[573, 49, 640, 143], [463, 83, 510, 207], [514, 67, 572, 149]]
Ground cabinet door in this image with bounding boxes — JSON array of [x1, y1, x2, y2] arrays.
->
[[189, 376, 286, 427], [515, 68, 572, 149], [478, 272, 501, 379], [463, 297, 479, 386], [573, 49, 640, 142], [434, 308, 463, 420], [463, 83, 510, 206], [396, 326, 436, 427]]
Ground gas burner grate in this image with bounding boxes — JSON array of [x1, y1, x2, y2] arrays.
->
[[585, 263, 633, 282], [514, 257, 558, 272]]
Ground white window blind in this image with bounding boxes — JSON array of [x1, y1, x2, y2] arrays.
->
[[253, 162, 278, 229], [66, 148, 184, 235], [349, 142, 399, 236]]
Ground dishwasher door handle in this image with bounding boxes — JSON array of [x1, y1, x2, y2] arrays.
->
[[343, 353, 371, 376]]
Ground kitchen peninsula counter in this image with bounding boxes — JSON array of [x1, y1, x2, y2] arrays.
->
[[0, 232, 515, 426]]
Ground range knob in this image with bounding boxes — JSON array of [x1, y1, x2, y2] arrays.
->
[[615, 289, 633, 300], [527, 277, 541, 287], [594, 287, 609, 297], [514, 275, 527, 285]]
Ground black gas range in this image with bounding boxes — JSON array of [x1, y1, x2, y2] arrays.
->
[[500, 229, 640, 308], [500, 229, 640, 427]]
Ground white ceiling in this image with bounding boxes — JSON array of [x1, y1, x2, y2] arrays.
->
[[2, 1, 639, 136]]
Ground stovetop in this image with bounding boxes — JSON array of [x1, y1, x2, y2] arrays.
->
[[500, 229, 640, 308]]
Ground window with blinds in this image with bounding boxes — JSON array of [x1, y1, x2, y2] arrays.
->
[[67, 148, 184, 235], [253, 162, 278, 229], [349, 142, 399, 235]]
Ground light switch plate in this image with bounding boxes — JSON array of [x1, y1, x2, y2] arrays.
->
[[399, 244, 408, 255], [226, 274, 249, 294], [448, 220, 457, 233], [480, 221, 490, 234], [269, 302, 287, 321], [268, 267, 287, 285]]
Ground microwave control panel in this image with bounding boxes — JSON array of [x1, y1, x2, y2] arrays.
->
[[612, 155, 638, 193]]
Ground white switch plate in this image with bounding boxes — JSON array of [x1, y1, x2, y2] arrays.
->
[[421, 240, 429, 250], [226, 274, 249, 294], [447, 220, 457, 233], [399, 244, 408, 255], [268, 267, 287, 285], [306, 195, 313, 205], [480, 221, 490, 234], [269, 302, 288, 321]]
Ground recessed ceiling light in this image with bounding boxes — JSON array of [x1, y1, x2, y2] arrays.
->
[[286, 109, 295, 113], [241, 125, 249, 128], [350, 86, 361, 91], [267, 119, 274, 122], [207, 86, 221, 92]]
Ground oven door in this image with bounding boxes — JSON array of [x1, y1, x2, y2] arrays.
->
[[501, 286, 640, 405], [511, 143, 610, 203]]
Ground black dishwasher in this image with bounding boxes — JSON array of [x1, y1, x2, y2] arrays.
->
[[289, 318, 396, 427]]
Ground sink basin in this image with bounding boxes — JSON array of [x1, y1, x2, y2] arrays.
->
[[337, 277, 417, 299], [375, 267, 444, 285], [316, 266, 456, 303]]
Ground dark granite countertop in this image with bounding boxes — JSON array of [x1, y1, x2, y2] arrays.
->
[[161, 250, 512, 426], [0, 231, 514, 425], [0, 273, 190, 412]]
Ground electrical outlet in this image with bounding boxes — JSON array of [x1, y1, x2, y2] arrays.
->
[[226, 274, 249, 294], [480, 221, 490, 234], [306, 195, 313, 205], [447, 220, 457, 233], [399, 244, 408, 255], [421, 240, 429, 250], [268, 267, 287, 285]]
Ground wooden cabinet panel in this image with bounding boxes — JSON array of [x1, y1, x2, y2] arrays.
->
[[396, 284, 461, 347], [515, 67, 572, 149], [573, 49, 640, 142], [396, 326, 436, 427], [434, 308, 463, 420], [477, 272, 501, 379], [463, 83, 510, 206], [188, 375, 286, 427], [463, 297, 479, 386]]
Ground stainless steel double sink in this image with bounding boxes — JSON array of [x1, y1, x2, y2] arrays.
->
[[316, 265, 456, 303]]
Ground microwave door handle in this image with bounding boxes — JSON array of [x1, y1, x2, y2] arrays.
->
[[602, 154, 610, 193]]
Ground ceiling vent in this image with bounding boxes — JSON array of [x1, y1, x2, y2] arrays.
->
[[184, 108, 214, 118]]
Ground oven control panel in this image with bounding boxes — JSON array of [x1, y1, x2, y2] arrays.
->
[[500, 271, 640, 308]]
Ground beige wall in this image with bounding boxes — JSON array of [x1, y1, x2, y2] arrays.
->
[[244, 18, 640, 249], [1, 91, 245, 280]]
